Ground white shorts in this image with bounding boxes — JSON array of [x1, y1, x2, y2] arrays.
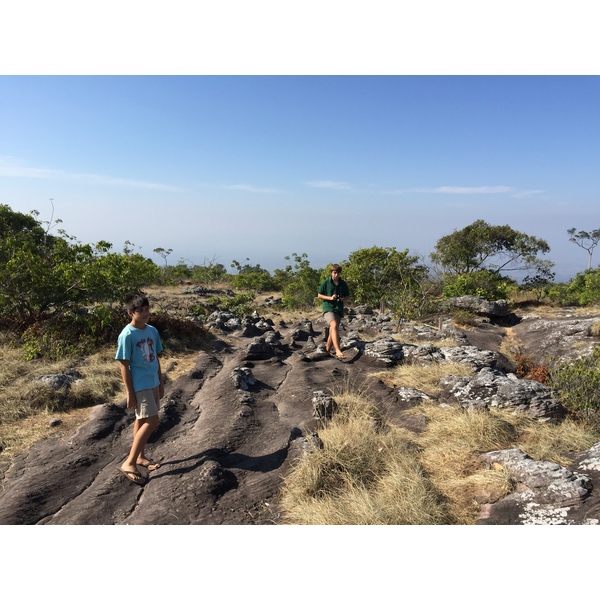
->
[[134, 386, 160, 420]]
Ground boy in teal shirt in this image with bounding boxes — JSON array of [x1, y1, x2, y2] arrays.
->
[[115, 293, 164, 485]]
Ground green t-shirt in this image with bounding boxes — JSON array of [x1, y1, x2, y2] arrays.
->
[[318, 277, 350, 316]]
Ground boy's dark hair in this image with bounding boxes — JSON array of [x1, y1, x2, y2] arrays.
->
[[330, 263, 342, 273], [125, 292, 150, 312]]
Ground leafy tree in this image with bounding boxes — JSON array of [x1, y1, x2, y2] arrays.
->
[[0, 204, 159, 325], [343, 246, 432, 319], [521, 264, 556, 301], [567, 227, 600, 271], [431, 219, 552, 276], [191, 258, 229, 285], [83, 242, 160, 304], [273, 253, 321, 310], [230, 258, 275, 292], [153, 247, 173, 267]]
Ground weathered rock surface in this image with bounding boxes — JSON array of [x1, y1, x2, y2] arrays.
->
[[439, 367, 567, 421], [1, 303, 599, 525]]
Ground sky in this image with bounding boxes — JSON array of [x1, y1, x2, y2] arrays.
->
[[2, 1, 599, 589], [2, 74, 599, 282]]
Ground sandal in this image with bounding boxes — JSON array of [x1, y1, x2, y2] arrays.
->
[[117, 467, 147, 486], [137, 459, 161, 471]]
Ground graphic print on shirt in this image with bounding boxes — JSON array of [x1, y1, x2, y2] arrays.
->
[[136, 337, 156, 364]]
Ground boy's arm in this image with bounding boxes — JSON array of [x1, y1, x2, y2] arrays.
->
[[118, 360, 137, 410]]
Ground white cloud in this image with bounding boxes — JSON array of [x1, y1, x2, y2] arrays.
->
[[433, 186, 513, 194], [222, 184, 285, 194], [511, 189, 544, 199], [304, 180, 352, 190], [0, 159, 183, 192]]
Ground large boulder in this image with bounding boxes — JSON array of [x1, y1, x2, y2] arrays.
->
[[444, 295, 510, 317], [439, 367, 567, 422]]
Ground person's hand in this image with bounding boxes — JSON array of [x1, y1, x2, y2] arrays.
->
[[126, 393, 137, 410]]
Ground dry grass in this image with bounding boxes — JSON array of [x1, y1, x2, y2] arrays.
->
[[0, 342, 124, 475], [590, 320, 600, 337], [514, 302, 600, 319], [0, 346, 123, 426], [280, 392, 450, 525], [369, 361, 474, 396], [279, 384, 600, 525], [416, 404, 519, 523], [500, 412, 599, 466]]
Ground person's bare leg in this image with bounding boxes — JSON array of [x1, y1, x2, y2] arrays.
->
[[328, 319, 344, 357], [132, 419, 159, 468], [120, 415, 159, 476]]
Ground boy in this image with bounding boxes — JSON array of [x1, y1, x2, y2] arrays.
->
[[115, 292, 164, 485], [317, 263, 350, 359]]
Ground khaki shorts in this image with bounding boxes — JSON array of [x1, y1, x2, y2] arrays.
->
[[134, 386, 160, 420], [324, 311, 341, 324]]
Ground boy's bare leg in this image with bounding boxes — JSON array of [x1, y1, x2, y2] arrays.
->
[[327, 319, 344, 357], [120, 415, 159, 475], [132, 418, 159, 467]]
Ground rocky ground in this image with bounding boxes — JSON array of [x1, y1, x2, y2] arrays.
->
[[1, 298, 599, 525]]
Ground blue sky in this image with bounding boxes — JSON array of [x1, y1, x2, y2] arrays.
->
[[2, 75, 599, 281]]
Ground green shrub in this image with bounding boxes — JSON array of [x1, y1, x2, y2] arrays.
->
[[549, 346, 600, 418], [343, 246, 432, 318], [275, 254, 321, 310], [230, 259, 276, 292], [442, 270, 514, 300], [190, 261, 229, 285], [20, 305, 124, 360], [206, 292, 256, 316]]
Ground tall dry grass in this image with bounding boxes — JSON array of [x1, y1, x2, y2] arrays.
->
[[280, 391, 450, 525], [370, 361, 475, 396], [279, 373, 600, 525]]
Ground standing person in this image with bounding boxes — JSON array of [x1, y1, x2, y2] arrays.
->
[[115, 292, 164, 485], [317, 263, 350, 360]]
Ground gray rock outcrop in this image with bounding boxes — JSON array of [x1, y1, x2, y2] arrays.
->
[[439, 367, 567, 422]]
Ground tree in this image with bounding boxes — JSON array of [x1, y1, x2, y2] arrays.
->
[[343, 246, 432, 319], [230, 258, 274, 292], [273, 253, 321, 310], [431, 220, 553, 276], [0, 204, 159, 324], [153, 247, 173, 267], [521, 263, 556, 301], [567, 227, 600, 271], [191, 257, 228, 285]]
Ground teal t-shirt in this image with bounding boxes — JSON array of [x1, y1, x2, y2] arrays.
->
[[115, 323, 163, 392], [318, 277, 350, 316]]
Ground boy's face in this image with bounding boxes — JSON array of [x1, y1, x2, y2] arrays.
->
[[331, 269, 340, 283], [129, 304, 150, 327]]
